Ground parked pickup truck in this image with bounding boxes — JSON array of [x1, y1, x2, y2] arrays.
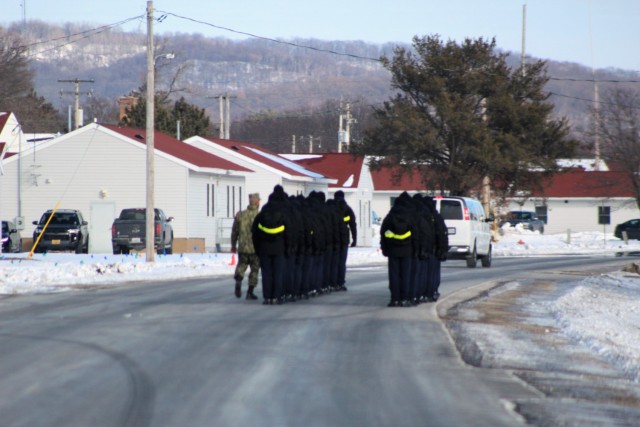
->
[[112, 208, 174, 254]]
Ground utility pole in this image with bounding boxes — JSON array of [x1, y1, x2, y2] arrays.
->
[[521, 4, 527, 77], [145, 0, 155, 262], [58, 78, 94, 130], [218, 96, 224, 138], [338, 102, 356, 152], [292, 135, 296, 153], [480, 98, 491, 217], [225, 94, 231, 139], [213, 93, 236, 139]]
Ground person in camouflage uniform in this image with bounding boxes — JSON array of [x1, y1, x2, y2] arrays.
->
[[231, 193, 261, 300]]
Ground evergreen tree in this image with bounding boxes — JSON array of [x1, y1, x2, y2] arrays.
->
[[120, 93, 210, 139], [353, 35, 577, 198], [172, 97, 210, 139]]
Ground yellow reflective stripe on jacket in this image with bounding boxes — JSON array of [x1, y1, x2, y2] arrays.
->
[[343, 215, 351, 222], [259, 223, 285, 234], [384, 230, 411, 240]]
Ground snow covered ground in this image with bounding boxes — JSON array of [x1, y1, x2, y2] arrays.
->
[[2, 228, 640, 385], [2, 227, 638, 294]]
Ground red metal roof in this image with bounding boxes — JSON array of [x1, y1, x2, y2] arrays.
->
[[535, 168, 636, 198], [0, 112, 10, 131], [199, 136, 325, 178], [290, 153, 364, 188], [371, 165, 636, 198], [370, 166, 426, 191], [102, 125, 251, 172]]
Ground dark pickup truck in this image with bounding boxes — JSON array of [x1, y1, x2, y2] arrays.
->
[[111, 208, 174, 254]]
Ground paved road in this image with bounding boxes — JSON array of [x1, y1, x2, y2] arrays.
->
[[0, 256, 632, 427]]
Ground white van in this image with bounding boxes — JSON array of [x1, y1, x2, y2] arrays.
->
[[435, 196, 492, 268]]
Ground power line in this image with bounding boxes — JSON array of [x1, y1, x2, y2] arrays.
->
[[155, 10, 383, 63], [549, 77, 640, 84], [21, 15, 145, 58], [548, 91, 640, 110]]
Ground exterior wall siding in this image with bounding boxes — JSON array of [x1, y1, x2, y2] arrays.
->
[[186, 138, 283, 202], [0, 127, 249, 252], [1, 130, 190, 240], [187, 171, 244, 251], [507, 198, 640, 235]]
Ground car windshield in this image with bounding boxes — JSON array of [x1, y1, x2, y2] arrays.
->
[[40, 212, 79, 226], [509, 212, 532, 220]]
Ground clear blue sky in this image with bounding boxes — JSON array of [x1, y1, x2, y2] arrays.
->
[[3, 0, 639, 71]]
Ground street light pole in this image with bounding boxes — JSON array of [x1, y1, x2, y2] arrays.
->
[[146, 0, 155, 262]]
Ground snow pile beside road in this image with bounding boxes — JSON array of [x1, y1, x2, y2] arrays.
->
[[548, 269, 640, 381]]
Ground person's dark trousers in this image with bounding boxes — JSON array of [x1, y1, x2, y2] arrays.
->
[[427, 255, 439, 297], [301, 254, 313, 297], [336, 244, 349, 287], [410, 255, 422, 301], [388, 255, 412, 303], [330, 246, 339, 289], [260, 254, 286, 301], [293, 254, 303, 297], [433, 258, 442, 294], [419, 257, 431, 299], [323, 247, 334, 289], [314, 254, 324, 293], [284, 254, 295, 296]]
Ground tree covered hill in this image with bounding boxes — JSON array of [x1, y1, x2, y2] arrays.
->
[[6, 20, 639, 142]]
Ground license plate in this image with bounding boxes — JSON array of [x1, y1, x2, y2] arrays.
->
[[447, 227, 456, 235], [131, 237, 141, 243], [52, 239, 61, 244]]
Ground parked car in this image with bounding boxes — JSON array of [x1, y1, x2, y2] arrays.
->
[[500, 210, 545, 234], [1, 220, 22, 253], [111, 208, 174, 254], [32, 209, 89, 254], [435, 196, 493, 268], [614, 219, 640, 240]]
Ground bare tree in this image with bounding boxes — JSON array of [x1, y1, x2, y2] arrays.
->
[[594, 88, 640, 209], [0, 28, 34, 107]]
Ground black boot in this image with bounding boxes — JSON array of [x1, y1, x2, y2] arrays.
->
[[246, 286, 258, 300], [234, 281, 242, 298]]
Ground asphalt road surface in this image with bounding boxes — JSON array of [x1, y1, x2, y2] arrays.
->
[[0, 256, 633, 427]]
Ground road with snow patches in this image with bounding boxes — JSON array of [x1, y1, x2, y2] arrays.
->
[[0, 255, 635, 427]]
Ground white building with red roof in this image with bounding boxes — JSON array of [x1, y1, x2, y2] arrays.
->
[[0, 123, 253, 253], [184, 136, 336, 203], [282, 153, 375, 246], [287, 154, 640, 237]]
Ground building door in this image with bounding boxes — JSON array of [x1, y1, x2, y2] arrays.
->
[[89, 201, 116, 253]]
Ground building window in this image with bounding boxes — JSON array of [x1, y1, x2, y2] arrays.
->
[[598, 206, 611, 225], [206, 184, 215, 217], [232, 186, 236, 215], [535, 206, 548, 224]]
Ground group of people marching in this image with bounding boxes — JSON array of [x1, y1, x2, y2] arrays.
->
[[232, 186, 448, 307], [231, 185, 357, 305], [379, 191, 449, 307]]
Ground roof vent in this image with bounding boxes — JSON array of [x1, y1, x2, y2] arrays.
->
[[135, 134, 144, 140], [231, 145, 240, 151]]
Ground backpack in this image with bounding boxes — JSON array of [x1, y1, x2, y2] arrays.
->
[[257, 206, 285, 241], [384, 208, 412, 245]]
